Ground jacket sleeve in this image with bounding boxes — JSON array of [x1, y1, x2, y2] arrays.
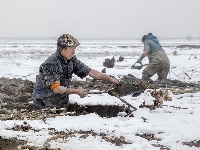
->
[[72, 56, 91, 79], [41, 60, 61, 87]]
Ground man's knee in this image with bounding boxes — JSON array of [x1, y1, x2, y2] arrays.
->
[[33, 99, 46, 110], [142, 69, 154, 80], [158, 68, 169, 79]]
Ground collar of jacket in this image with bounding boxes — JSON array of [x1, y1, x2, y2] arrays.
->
[[55, 51, 74, 64]]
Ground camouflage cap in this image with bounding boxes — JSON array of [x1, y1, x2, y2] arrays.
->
[[57, 34, 80, 51]]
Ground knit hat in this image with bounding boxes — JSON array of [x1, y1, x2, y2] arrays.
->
[[57, 34, 80, 51]]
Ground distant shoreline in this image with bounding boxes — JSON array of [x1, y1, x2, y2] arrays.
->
[[0, 37, 200, 41]]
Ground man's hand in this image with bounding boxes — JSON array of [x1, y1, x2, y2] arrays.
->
[[77, 88, 88, 98], [110, 78, 119, 84], [63, 87, 88, 98]]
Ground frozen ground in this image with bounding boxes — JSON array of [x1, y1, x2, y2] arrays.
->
[[0, 38, 200, 149]]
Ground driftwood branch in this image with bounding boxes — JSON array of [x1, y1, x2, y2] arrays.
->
[[87, 91, 137, 111], [116, 96, 137, 111], [88, 91, 106, 94]]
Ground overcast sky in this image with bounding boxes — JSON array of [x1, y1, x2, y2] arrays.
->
[[0, 0, 200, 39]]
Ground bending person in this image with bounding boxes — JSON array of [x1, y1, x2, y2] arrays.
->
[[33, 34, 118, 109], [136, 33, 170, 83]]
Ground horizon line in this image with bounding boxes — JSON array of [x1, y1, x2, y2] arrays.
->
[[0, 36, 200, 40]]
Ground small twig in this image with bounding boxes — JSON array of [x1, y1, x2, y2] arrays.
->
[[88, 91, 105, 94], [184, 72, 191, 79], [116, 96, 137, 111], [162, 105, 188, 109], [43, 135, 65, 148]]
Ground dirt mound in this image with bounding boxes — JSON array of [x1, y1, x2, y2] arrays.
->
[[0, 136, 25, 150], [183, 140, 200, 148], [0, 76, 199, 149], [103, 56, 115, 68], [176, 45, 200, 49], [0, 77, 133, 120], [0, 76, 199, 120], [0, 77, 33, 110]]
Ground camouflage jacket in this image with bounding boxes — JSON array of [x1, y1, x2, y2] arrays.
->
[[33, 51, 91, 100]]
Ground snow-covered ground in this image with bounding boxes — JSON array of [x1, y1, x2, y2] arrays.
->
[[0, 38, 200, 149]]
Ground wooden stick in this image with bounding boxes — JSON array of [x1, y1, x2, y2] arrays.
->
[[116, 96, 137, 111]]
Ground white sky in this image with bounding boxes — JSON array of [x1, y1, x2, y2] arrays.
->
[[0, 0, 200, 38]]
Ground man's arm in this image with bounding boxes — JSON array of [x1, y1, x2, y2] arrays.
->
[[137, 50, 149, 63], [51, 68, 119, 98], [52, 69, 119, 97], [52, 84, 87, 98], [143, 50, 149, 56], [89, 69, 118, 84]]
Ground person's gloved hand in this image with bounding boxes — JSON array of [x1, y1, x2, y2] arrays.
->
[[136, 54, 145, 64], [77, 88, 88, 98]]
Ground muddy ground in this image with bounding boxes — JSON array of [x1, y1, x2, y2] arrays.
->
[[1, 75, 200, 119], [0, 75, 200, 149]]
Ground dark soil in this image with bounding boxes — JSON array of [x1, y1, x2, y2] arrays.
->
[[135, 133, 170, 150], [0, 75, 199, 120], [103, 56, 115, 68], [183, 140, 200, 148], [0, 76, 199, 149], [176, 45, 200, 49], [0, 136, 25, 150], [0, 77, 132, 120]]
